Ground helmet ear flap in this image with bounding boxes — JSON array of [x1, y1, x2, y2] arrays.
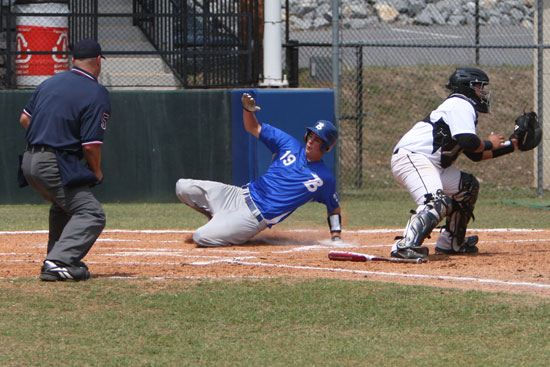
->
[[304, 130, 311, 144]]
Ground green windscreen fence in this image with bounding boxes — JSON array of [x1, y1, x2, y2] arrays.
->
[[0, 90, 232, 203]]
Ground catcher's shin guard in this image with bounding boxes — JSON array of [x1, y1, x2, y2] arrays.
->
[[446, 173, 479, 252], [397, 190, 453, 251]]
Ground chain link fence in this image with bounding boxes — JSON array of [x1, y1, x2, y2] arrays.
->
[[0, 0, 546, 200], [283, 0, 545, 200], [0, 0, 260, 89]]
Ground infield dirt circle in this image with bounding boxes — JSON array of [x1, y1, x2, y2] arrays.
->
[[1, 227, 549, 298]]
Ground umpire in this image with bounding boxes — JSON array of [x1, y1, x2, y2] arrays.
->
[[19, 39, 111, 281]]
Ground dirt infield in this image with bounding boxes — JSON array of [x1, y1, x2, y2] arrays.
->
[[1, 228, 549, 297]]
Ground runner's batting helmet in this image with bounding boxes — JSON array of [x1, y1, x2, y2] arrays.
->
[[446, 67, 492, 113], [304, 120, 338, 153]]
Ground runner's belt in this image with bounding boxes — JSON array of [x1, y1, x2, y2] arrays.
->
[[242, 186, 265, 223]]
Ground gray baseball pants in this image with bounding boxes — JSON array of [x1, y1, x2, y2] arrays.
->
[[21, 149, 105, 266], [175, 179, 267, 247]]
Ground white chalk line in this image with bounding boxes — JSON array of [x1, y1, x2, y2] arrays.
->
[[274, 238, 550, 253], [0, 275, 276, 281], [96, 239, 141, 243], [109, 275, 276, 281], [1, 229, 549, 291], [58, 258, 550, 290], [223, 260, 550, 290], [5, 237, 550, 260], [1, 256, 548, 291], [0, 229, 194, 235], [97, 252, 257, 260], [0, 228, 545, 235], [10, 236, 548, 262]]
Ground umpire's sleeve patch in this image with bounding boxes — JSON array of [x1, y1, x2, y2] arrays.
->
[[101, 112, 110, 130]]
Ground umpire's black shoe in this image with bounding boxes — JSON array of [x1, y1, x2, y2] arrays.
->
[[435, 235, 479, 255], [40, 260, 91, 282], [391, 246, 429, 260]]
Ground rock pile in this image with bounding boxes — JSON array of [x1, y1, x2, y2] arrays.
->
[[287, 0, 535, 30]]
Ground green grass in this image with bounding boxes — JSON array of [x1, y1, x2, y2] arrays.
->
[[1, 278, 549, 367], [3, 189, 550, 231], [2, 196, 550, 366]]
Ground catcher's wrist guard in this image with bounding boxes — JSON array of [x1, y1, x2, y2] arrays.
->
[[483, 140, 493, 151], [492, 142, 515, 158]]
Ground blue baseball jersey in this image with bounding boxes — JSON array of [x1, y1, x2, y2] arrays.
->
[[249, 123, 339, 226], [23, 67, 111, 153]]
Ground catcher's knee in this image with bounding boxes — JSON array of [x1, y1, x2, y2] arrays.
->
[[397, 189, 453, 250], [455, 172, 479, 206]]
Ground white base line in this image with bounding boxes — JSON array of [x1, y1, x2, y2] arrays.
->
[[0, 228, 544, 235], [1, 257, 548, 290], [1, 228, 549, 291], [225, 260, 550, 289]]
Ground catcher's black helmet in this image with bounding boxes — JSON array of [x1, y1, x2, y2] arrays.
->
[[446, 67, 492, 113]]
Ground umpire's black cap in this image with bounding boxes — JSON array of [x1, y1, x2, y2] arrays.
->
[[73, 39, 105, 59]]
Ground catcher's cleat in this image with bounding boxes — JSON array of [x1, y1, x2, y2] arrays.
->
[[391, 246, 429, 260], [40, 260, 91, 282], [435, 235, 479, 255]]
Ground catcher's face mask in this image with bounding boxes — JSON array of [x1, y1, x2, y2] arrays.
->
[[471, 81, 492, 113]]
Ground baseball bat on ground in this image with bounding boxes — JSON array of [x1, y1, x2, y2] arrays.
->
[[328, 250, 424, 264]]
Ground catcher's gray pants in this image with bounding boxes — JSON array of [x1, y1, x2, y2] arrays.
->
[[175, 179, 267, 247], [22, 149, 105, 266]]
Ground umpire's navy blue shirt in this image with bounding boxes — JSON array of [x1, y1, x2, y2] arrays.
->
[[23, 67, 111, 153]]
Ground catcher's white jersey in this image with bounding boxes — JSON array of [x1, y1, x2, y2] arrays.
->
[[391, 95, 479, 251], [393, 95, 477, 169]]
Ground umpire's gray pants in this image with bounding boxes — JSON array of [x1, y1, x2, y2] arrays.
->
[[175, 179, 267, 247], [22, 150, 105, 266]]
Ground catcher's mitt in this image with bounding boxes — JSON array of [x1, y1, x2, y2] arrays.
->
[[509, 111, 542, 151]]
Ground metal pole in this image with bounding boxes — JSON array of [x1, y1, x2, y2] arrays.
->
[[537, 0, 544, 197], [285, 0, 289, 43], [356, 45, 363, 189], [331, 0, 340, 190], [260, 0, 287, 86], [475, 0, 480, 65], [6, 3, 12, 88]]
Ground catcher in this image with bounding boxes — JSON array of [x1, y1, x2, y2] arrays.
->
[[390, 67, 541, 260]]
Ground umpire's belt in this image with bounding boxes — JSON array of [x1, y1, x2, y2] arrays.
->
[[242, 186, 265, 223], [26, 144, 56, 153]]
